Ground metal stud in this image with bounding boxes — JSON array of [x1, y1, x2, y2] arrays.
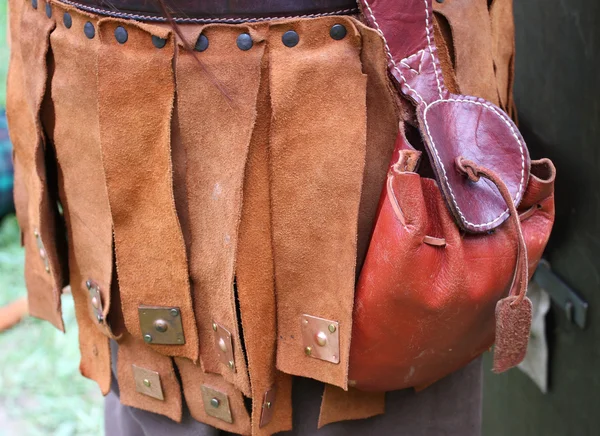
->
[[143, 379, 151, 387], [282, 30, 299, 48], [63, 13, 72, 29], [305, 346, 312, 356], [45, 3, 52, 18], [115, 26, 128, 44], [153, 319, 168, 333], [86, 280, 92, 290], [195, 34, 209, 52], [152, 35, 167, 49], [170, 308, 179, 317], [328, 323, 337, 333], [31, 0, 37, 9], [84, 21, 95, 39], [144, 334, 153, 343], [316, 331, 328, 347], [212, 322, 218, 331], [236, 33, 253, 51], [218, 337, 227, 353], [91, 296, 100, 309], [210, 398, 220, 408], [330, 24, 347, 41]]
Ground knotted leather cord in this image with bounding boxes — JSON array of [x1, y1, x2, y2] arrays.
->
[[455, 157, 528, 305]]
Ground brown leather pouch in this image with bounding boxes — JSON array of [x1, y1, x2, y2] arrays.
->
[[349, 0, 556, 391]]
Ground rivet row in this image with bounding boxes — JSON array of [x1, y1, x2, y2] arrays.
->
[[31, 1, 347, 51]]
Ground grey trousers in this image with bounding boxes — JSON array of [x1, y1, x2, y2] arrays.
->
[[105, 342, 483, 436]]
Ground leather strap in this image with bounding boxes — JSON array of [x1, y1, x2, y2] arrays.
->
[[57, 0, 359, 22]]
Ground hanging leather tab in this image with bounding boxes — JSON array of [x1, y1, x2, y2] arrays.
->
[[7, 0, 67, 331], [48, 2, 114, 393], [269, 16, 368, 389], [175, 23, 266, 396], [97, 19, 199, 360]]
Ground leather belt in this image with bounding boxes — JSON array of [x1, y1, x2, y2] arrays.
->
[[59, 0, 360, 23]]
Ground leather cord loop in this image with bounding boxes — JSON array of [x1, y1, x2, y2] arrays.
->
[[456, 157, 529, 305]]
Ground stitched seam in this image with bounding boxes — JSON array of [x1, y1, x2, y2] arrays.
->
[[422, 0, 444, 99], [361, 0, 424, 103], [58, 0, 358, 23], [423, 98, 526, 229]]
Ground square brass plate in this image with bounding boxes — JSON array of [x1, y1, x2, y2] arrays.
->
[[132, 365, 164, 400], [259, 387, 276, 428], [87, 280, 104, 323], [301, 314, 340, 364], [201, 385, 233, 423], [213, 322, 235, 372], [139, 306, 185, 345]]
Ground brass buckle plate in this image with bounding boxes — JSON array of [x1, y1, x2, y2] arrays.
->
[[259, 387, 276, 428], [34, 229, 50, 274], [139, 306, 185, 345], [132, 364, 164, 400], [301, 314, 340, 364], [86, 280, 104, 323], [201, 385, 233, 423], [212, 321, 235, 372]]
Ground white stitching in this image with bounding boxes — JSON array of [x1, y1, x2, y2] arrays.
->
[[422, 98, 526, 229], [422, 0, 444, 99], [58, 0, 358, 23], [361, 0, 424, 104]]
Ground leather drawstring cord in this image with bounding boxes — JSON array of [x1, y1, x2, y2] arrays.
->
[[455, 157, 529, 306]]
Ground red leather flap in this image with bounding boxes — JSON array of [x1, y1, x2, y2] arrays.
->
[[418, 96, 530, 233], [360, 0, 531, 233]]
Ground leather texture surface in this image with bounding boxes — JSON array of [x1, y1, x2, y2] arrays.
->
[[359, 0, 530, 232]]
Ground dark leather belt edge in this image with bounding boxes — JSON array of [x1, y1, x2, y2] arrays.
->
[[57, 0, 360, 23]]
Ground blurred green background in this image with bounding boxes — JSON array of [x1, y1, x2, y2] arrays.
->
[[0, 5, 104, 435]]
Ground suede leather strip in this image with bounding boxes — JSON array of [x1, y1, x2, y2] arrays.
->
[[318, 385, 385, 429], [97, 19, 199, 360], [353, 22, 400, 272], [317, 21, 397, 426], [269, 16, 367, 389], [175, 24, 266, 396], [235, 43, 293, 435], [49, 2, 115, 338], [489, 0, 516, 112], [118, 333, 183, 422], [7, 0, 66, 331], [432, 0, 498, 104], [44, 2, 113, 393], [175, 358, 252, 435]]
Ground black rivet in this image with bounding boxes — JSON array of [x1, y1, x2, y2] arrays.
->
[[45, 3, 52, 18], [195, 34, 209, 52], [152, 35, 167, 49], [31, 0, 37, 9], [282, 30, 299, 48], [115, 26, 128, 44], [236, 33, 253, 51], [63, 13, 72, 29], [330, 24, 347, 40], [84, 21, 95, 39]]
